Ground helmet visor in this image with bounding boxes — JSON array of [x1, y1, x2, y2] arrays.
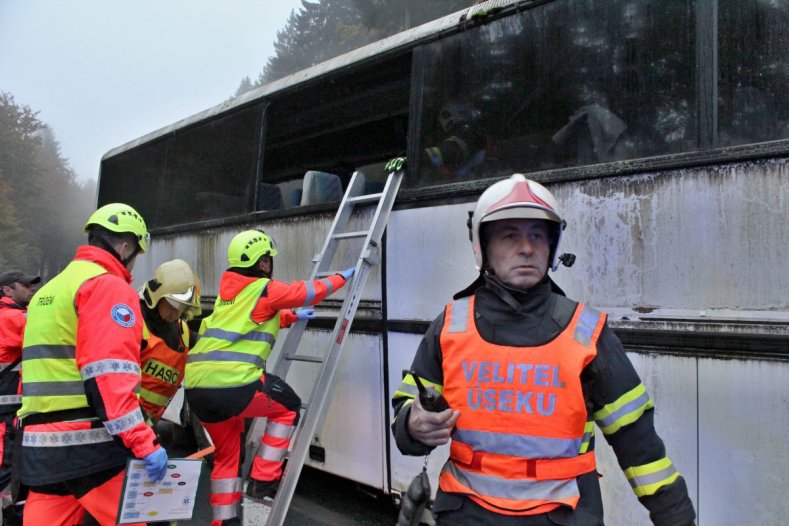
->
[[164, 297, 189, 315], [166, 286, 195, 305]]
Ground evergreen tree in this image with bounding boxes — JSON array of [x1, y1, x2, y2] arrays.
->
[[234, 76, 255, 98], [255, 0, 473, 86], [0, 92, 93, 277], [0, 92, 44, 269]]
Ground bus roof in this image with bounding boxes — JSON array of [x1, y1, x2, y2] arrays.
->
[[102, 0, 522, 161]]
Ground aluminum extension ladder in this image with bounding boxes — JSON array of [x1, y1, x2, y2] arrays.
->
[[247, 161, 404, 526]]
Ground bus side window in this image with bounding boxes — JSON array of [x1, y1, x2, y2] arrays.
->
[[300, 171, 342, 206]]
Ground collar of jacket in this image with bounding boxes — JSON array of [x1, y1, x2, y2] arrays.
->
[[73, 245, 133, 283]]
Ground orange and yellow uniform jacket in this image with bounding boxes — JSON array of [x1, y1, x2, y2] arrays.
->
[[139, 309, 194, 422], [185, 270, 347, 422], [18, 246, 160, 486], [0, 296, 26, 414], [392, 277, 696, 526]]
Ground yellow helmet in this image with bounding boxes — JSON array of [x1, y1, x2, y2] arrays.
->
[[84, 203, 150, 252], [227, 230, 278, 268], [141, 259, 201, 320]]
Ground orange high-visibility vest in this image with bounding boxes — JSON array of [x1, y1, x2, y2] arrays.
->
[[140, 321, 190, 420], [438, 295, 605, 515]]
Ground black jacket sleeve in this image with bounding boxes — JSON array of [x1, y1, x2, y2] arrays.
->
[[391, 312, 446, 456]]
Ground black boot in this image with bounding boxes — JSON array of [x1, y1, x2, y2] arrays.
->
[[245, 478, 280, 502]]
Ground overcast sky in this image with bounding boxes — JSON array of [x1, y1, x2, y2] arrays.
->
[[0, 0, 303, 183]]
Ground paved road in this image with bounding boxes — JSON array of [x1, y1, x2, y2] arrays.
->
[[245, 467, 400, 525], [178, 465, 400, 525]]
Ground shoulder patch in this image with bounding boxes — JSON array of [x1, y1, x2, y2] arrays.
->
[[111, 304, 136, 328]]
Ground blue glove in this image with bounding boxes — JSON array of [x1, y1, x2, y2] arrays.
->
[[340, 267, 355, 280], [296, 308, 316, 321], [142, 447, 168, 482]]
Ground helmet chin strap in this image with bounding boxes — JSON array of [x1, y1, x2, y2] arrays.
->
[[260, 257, 274, 279]]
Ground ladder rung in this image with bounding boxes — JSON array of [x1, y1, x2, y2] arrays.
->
[[346, 193, 382, 204], [332, 231, 369, 240], [286, 354, 325, 364], [317, 271, 354, 279]]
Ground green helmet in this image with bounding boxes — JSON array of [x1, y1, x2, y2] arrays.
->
[[227, 230, 278, 268], [84, 203, 150, 252]]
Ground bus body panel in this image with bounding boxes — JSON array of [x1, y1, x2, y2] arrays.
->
[[273, 330, 388, 491], [101, 1, 789, 521], [384, 158, 789, 523], [134, 211, 384, 305]]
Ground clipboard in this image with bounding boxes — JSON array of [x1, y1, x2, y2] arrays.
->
[[117, 457, 204, 524]]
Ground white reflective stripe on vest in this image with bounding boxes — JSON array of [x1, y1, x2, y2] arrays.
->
[[186, 350, 266, 369], [200, 328, 276, 345], [140, 387, 169, 408], [454, 428, 582, 458], [23, 380, 84, 396], [22, 427, 114, 447], [22, 344, 75, 360], [447, 297, 471, 333], [443, 461, 581, 502], [573, 306, 602, 347]]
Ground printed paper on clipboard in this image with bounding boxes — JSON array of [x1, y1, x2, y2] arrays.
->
[[117, 457, 203, 524]]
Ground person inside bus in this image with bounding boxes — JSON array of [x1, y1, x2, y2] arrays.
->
[[184, 229, 355, 525], [423, 100, 489, 182], [391, 174, 696, 525]]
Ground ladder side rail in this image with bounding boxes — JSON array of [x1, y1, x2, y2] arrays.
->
[[309, 171, 368, 278], [266, 256, 370, 525], [264, 169, 403, 526], [298, 171, 403, 442], [362, 171, 403, 259], [296, 169, 402, 429], [243, 171, 368, 474], [270, 171, 369, 378]]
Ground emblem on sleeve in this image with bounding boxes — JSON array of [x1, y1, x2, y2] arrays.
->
[[111, 304, 136, 327]]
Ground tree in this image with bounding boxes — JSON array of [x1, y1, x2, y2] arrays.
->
[[233, 76, 255, 98], [255, 0, 472, 86], [0, 92, 94, 277], [0, 92, 44, 269]]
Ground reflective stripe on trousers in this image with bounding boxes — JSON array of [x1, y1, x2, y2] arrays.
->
[[210, 477, 243, 521]]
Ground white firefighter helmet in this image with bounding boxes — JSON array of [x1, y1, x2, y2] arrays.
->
[[141, 259, 202, 320], [469, 174, 565, 271]]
